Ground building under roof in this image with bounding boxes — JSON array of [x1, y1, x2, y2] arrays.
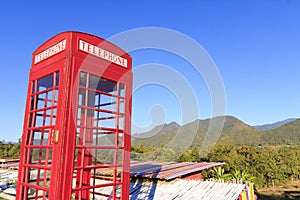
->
[[95, 161, 255, 200]]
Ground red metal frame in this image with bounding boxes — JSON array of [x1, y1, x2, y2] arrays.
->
[[17, 32, 132, 200]]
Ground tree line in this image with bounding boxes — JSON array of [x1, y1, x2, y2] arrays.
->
[[0, 140, 20, 159], [131, 144, 300, 188]]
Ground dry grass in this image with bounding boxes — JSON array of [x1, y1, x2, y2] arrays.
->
[[256, 180, 300, 200]]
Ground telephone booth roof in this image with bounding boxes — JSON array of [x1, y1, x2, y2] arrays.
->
[[31, 31, 132, 71]]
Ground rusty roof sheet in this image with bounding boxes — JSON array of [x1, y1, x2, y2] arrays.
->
[[97, 161, 225, 181]]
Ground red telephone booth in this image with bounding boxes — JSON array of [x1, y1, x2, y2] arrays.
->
[[16, 31, 132, 200]]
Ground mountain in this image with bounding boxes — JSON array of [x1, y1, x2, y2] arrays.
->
[[260, 118, 300, 145], [132, 121, 181, 146], [132, 116, 300, 147], [133, 116, 260, 147], [253, 118, 297, 131]]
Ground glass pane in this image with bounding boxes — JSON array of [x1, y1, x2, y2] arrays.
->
[[88, 74, 100, 90], [118, 133, 123, 147], [77, 108, 86, 126], [100, 78, 117, 95], [92, 149, 115, 164], [35, 111, 44, 127], [92, 130, 115, 146], [38, 74, 54, 92], [87, 90, 96, 108], [117, 149, 123, 163], [96, 112, 116, 129], [30, 96, 36, 110], [52, 108, 57, 125], [73, 149, 81, 167], [118, 117, 124, 130], [78, 89, 86, 106], [119, 99, 124, 113], [54, 89, 59, 106], [45, 110, 52, 126], [29, 148, 47, 163], [46, 90, 53, 107], [98, 93, 117, 112], [32, 131, 42, 145], [75, 131, 82, 145], [119, 83, 125, 97], [55, 71, 60, 86], [80, 71, 87, 87], [32, 81, 36, 94], [37, 93, 46, 109]]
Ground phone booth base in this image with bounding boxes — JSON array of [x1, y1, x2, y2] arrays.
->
[[16, 32, 132, 200]]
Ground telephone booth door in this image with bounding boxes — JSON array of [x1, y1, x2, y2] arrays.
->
[[16, 60, 66, 199], [17, 32, 132, 200], [70, 68, 130, 200]]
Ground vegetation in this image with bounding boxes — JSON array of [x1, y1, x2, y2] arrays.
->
[[131, 144, 300, 188], [202, 166, 255, 183], [203, 145, 300, 187], [0, 140, 20, 159]]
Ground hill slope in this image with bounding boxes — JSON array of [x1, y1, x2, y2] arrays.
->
[[260, 118, 300, 145], [253, 118, 297, 131], [132, 116, 300, 147], [133, 116, 260, 147]]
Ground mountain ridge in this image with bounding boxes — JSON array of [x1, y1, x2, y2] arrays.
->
[[253, 118, 297, 131], [132, 116, 300, 147]]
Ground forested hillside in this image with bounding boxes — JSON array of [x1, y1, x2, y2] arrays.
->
[[133, 116, 300, 147], [254, 118, 297, 131], [260, 119, 300, 145]]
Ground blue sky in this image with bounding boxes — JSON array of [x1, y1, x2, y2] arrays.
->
[[0, 0, 299, 142]]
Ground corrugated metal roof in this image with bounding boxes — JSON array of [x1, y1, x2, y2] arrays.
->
[[98, 161, 225, 181], [94, 179, 247, 200], [151, 180, 246, 200]]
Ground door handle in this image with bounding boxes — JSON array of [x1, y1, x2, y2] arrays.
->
[[54, 130, 59, 144]]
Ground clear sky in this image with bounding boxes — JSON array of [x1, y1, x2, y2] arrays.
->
[[0, 0, 299, 142]]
